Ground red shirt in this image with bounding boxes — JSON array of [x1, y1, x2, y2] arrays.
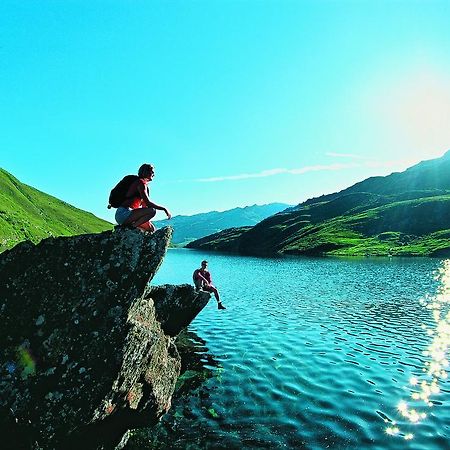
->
[[193, 269, 212, 284], [121, 178, 149, 209]]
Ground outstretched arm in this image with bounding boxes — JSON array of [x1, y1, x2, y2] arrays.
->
[[137, 182, 172, 219]]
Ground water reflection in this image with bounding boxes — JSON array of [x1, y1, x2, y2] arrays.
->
[[126, 329, 222, 449], [388, 259, 450, 440], [172, 329, 222, 396], [151, 250, 448, 448]]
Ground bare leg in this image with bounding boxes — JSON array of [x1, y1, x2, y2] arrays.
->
[[138, 221, 156, 233], [204, 285, 225, 309], [210, 286, 221, 303], [124, 208, 156, 228], [212, 287, 225, 309]]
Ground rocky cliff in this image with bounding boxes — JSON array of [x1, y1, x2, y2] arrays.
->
[[0, 227, 210, 449]]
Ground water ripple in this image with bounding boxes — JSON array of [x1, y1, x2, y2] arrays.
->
[[128, 251, 450, 450]]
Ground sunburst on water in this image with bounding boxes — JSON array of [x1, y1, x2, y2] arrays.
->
[[388, 259, 450, 440]]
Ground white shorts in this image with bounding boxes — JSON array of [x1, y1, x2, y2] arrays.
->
[[115, 207, 133, 225]]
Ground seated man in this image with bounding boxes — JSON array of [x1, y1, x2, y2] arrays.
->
[[193, 260, 226, 310]]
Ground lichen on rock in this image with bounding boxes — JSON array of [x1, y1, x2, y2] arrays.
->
[[0, 227, 211, 449]]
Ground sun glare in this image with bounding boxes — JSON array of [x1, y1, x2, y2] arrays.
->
[[367, 62, 450, 164], [387, 259, 450, 440]]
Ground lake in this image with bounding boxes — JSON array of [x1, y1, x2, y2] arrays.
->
[[127, 249, 450, 450]]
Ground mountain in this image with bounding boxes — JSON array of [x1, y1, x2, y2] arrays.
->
[[187, 151, 450, 257], [0, 168, 112, 251], [297, 148, 450, 208], [153, 203, 290, 245]]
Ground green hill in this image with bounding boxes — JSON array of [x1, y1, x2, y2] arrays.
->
[[186, 152, 450, 257], [154, 203, 290, 245], [0, 168, 113, 252]]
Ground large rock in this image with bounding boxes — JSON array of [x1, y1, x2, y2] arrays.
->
[[149, 284, 211, 337], [0, 227, 210, 449]]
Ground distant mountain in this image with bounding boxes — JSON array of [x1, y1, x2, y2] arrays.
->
[[187, 151, 450, 257], [0, 168, 112, 252], [154, 203, 290, 245], [295, 148, 450, 208]]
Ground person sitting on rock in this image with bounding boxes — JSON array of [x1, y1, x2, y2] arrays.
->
[[115, 163, 171, 232], [193, 260, 226, 310]]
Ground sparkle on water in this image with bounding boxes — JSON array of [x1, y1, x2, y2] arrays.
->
[[391, 259, 450, 440], [129, 251, 450, 450]]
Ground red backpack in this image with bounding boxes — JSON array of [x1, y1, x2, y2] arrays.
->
[[108, 175, 139, 208]]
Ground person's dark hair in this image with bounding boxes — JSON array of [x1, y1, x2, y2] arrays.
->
[[138, 163, 154, 178], [201, 260, 208, 266]]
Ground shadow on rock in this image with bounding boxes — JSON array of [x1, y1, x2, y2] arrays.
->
[[0, 227, 211, 449], [124, 329, 223, 449]]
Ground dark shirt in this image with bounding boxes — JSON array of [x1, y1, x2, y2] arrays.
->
[[193, 269, 211, 284]]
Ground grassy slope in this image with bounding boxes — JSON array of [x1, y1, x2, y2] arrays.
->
[[188, 194, 450, 256], [280, 195, 450, 256], [154, 203, 289, 245], [185, 227, 252, 251], [186, 151, 450, 256], [0, 168, 112, 251]]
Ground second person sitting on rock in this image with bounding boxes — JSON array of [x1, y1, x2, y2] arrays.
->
[[193, 260, 226, 310]]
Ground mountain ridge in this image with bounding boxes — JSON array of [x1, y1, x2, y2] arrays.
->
[[154, 202, 290, 245], [298, 150, 450, 209], [187, 152, 450, 257]]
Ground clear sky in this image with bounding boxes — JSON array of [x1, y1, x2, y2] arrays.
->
[[1, 0, 450, 222]]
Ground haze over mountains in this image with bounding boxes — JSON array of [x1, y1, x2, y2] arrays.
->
[[154, 203, 290, 245], [3, 150, 450, 257], [0, 168, 289, 252], [187, 151, 450, 257]]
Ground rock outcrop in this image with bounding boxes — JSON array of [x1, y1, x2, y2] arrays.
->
[[0, 227, 210, 449]]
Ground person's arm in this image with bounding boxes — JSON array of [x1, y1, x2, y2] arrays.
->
[[196, 271, 209, 284], [137, 182, 172, 219], [205, 271, 212, 284]]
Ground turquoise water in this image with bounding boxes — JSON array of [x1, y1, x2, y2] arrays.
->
[[132, 250, 450, 450]]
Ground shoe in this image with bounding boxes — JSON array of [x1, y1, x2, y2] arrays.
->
[[218, 302, 226, 310]]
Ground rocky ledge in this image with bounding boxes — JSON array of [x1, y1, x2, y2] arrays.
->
[[0, 227, 210, 449]]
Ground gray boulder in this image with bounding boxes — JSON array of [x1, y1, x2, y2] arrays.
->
[[0, 227, 210, 449]]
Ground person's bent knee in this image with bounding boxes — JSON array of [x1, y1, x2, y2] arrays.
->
[[146, 208, 156, 219]]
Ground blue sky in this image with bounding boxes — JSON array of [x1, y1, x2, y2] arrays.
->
[[1, 0, 450, 222]]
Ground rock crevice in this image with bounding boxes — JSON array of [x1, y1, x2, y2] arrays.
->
[[0, 227, 210, 449]]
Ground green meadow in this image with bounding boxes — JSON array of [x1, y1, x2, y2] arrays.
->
[[0, 168, 112, 252], [187, 153, 450, 257]]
